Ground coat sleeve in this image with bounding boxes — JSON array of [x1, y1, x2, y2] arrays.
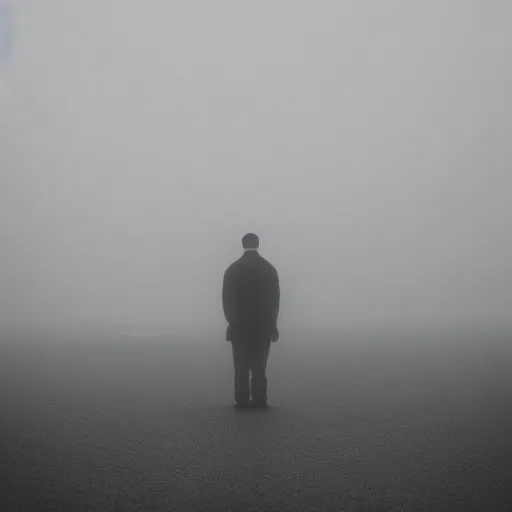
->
[[270, 267, 280, 329], [222, 268, 236, 326]]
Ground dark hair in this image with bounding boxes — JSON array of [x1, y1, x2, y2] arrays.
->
[[242, 233, 259, 249]]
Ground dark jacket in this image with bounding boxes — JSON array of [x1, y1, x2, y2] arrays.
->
[[223, 251, 280, 341]]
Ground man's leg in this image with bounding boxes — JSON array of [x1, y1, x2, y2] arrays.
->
[[231, 341, 250, 406], [250, 339, 271, 406]]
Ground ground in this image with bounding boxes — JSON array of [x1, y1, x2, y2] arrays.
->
[[1, 332, 511, 511]]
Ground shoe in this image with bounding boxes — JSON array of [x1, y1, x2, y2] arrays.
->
[[234, 402, 251, 410], [250, 400, 267, 409]]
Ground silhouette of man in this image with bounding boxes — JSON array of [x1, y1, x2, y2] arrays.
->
[[222, 233, 280, 409]]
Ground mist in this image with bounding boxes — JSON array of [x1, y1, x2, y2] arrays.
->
[[3, 0, 511, 339]]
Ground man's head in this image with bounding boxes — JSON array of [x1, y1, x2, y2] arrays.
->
[[242, 233, 259, 251]]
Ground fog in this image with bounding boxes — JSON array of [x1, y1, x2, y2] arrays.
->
[[2, 1, 511, 339]]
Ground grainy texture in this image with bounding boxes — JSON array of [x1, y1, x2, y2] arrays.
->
[[1, 336, 511, 511]]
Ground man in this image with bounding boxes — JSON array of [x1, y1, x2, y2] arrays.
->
[[222, 233, 280, 409]]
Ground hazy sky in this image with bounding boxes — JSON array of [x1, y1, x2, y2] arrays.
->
[[3, 1, 511, 335]]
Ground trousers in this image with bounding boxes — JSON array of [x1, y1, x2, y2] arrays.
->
[[231, 338, 271, 404]]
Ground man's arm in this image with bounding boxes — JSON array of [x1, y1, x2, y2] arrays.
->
[[222, 268, 236, 326], [270, 267, 280, 333]]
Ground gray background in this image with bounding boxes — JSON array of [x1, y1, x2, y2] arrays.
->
[[2, 0, 511, 338]]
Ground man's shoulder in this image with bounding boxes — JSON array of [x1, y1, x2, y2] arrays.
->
[[259, 256, 278, 275], [225, 254, 277, 277], [224, 258, 243, 276]]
